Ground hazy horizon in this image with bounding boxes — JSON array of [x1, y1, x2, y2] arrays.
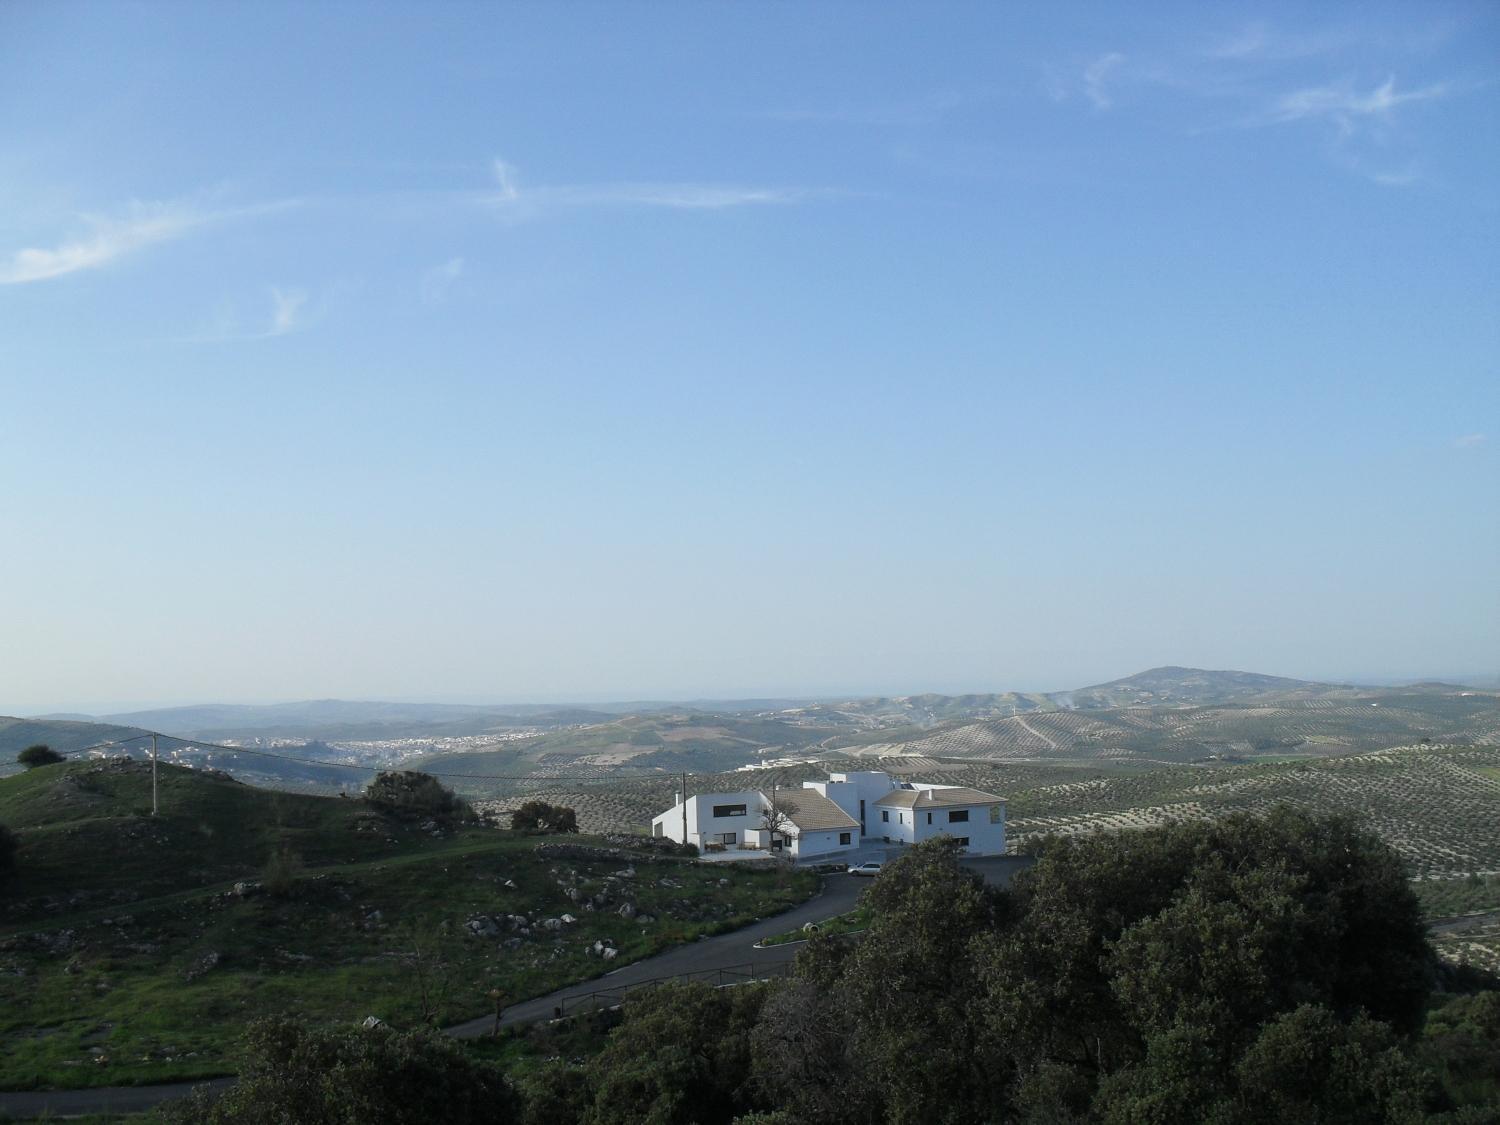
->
[[3, 2, 1496, 711], [10, 663, 1499, 721]]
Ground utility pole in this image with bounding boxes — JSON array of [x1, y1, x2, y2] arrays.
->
[[680, 771, 688, 846], [150, 734, 159, 816]]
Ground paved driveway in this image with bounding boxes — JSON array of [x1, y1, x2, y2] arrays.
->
[[0, 856, 1037, 1117]]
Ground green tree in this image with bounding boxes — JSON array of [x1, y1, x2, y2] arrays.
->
[[364, 771, 472, 822], [159, 1016, 517, 1124], [582, 980, 768, 1124], [1215, 1005, 1433, 1125], [510, 800, 579, 834], [754, 837, 1003, 1125], [17, 743, 63, 768]]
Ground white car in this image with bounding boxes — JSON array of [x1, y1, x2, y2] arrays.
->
[[847, 862, 882, 877]]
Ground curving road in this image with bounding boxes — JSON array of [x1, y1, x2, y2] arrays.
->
[[0, 857, 1036, 1118]]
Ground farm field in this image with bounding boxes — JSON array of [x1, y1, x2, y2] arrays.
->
[[1004, 744, 1500, 881], [858, 693, 1500, 765]]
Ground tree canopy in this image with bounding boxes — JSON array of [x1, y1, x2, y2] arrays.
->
[[17, 744, 64, 768], [510, 800, 579, 834]]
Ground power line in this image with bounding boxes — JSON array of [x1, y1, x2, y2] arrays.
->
[[59, 730, 650, 783]]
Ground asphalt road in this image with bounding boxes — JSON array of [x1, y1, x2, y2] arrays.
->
[[0, 856, 1037, 1118]]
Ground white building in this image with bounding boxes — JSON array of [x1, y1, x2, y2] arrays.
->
[[650, 770, 1005, 860]]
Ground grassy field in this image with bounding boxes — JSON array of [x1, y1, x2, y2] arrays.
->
[[0, 760, 817, 1091], [757, 903, 871, 947]]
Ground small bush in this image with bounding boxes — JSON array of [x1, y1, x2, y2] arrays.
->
[[17, 744, 64, 769], [157, 1015, 517, 1124], [364, 771, 473, 822], [511, 801, 579, 834]]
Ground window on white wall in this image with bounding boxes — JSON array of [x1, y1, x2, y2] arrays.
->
[[719, 832, 737, 844], [713, 804, 747, 818], [839, 832, 851, 845], [948, 809, 970, 823]]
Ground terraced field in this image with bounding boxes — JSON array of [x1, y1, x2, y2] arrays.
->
[[857, 694, 1500, 765], [1006, 744, 1500, 880]]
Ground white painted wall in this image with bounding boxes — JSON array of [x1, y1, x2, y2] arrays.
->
[[908, 800, 1006, 854], [789, 828, 860, 860], [649, 778, 1006, 856], [650, 790, 766, 849], [809, 772, 900, 838], [873, 802, 917, 846]]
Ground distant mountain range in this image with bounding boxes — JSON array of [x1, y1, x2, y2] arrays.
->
[[7, 667, 1495, 790]]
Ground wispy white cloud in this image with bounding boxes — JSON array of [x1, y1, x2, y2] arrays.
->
[[269, 287, 307, 336], [1083, 53, 1126, 110], [481, 158, 807, 215], [420, 257, 464, 304], [1368, 165, 1423, 187], [1453, 433, 1487, 448], [175, 285, 316, 344], [1268, 75, 1451, 128], [0, 197, 300, 286], [491, 159, 521, 202], [0, 202, 204, 285]]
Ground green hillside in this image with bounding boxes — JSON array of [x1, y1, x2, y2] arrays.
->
[[0, 760, 816, 1091], [0, 717, 154, 772]]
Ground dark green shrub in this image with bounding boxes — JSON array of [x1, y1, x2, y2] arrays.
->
[[18, 743, 63, 768], [510, 800, 578, 834], [364, 771, 472, 823]]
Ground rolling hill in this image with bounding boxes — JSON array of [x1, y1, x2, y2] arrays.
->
[[0, 759, 816, 1090]]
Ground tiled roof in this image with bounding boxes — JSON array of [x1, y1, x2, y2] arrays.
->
[[771, 789, 860, 832], [874, 786, 1005, 809]]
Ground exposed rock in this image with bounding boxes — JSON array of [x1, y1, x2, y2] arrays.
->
[[617, 902, 637, 920], [465, 917, 500, 938], [361, 1016, 386, 1030], [184, 951, 220, 982]]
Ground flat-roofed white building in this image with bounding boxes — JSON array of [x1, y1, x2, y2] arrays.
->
[[650, 771, 1004, 859]]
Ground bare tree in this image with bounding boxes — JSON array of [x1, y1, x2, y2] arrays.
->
[[760, 787, 799, 853]]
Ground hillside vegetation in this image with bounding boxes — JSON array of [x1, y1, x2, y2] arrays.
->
[[0, 760, 816, 1090]]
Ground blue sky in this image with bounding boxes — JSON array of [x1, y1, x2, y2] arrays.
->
[[1, 2, 1496, 710]]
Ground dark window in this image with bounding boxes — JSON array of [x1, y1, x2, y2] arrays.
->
[[839, 832, 851, 845], [948, 809, 970, 823], [712, 804, 747, 818], [881, 809, 889, 823], [719, 831, 737, 845], [899, 812, 905, 824], [954, 837, 969, 847], [926, 812, 932, 824]]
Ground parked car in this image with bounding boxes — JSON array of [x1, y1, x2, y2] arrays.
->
[[847, 862, 882, 877]]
